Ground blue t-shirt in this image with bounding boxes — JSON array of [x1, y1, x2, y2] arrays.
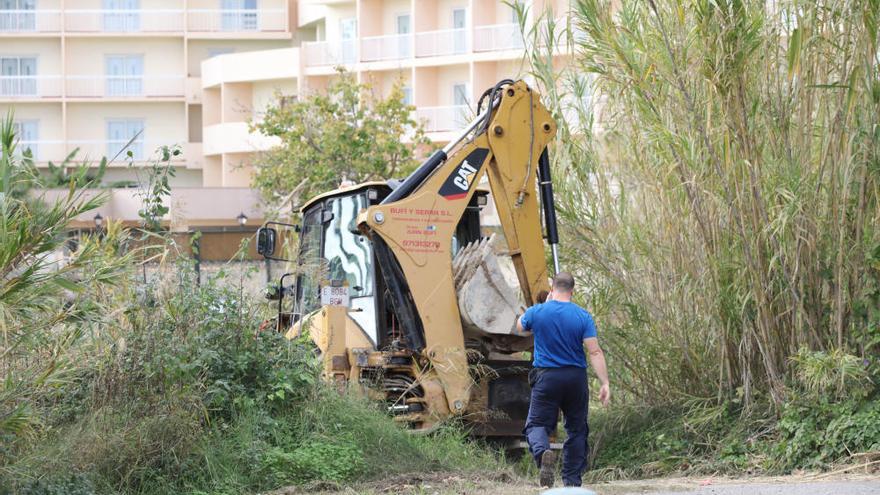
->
[[520, 300, 597, 368]]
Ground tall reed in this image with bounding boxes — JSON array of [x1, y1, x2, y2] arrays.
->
[[524, 0, 880, 407]]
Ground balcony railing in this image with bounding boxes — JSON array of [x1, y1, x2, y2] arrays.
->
[[9, 140, 184, 163], [303, 39, 357, 67], [187, 9, 286, 33], [66, 75, 185, 98], [64, 9, 184, 33], [360, 33, 412, 62], [67, 140, 183, 162], [415, 28, 469, 57], [474, 23, 524, 52], [1, 8, 287, 34], [416, 105, 470, 133], [0, 76, 63, 98], [0, 9, 61, 32], [12, 140, 66, 161]]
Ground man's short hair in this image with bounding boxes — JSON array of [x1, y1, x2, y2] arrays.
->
[[552, 272, 575, 292]]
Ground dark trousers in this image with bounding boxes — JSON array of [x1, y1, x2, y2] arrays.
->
[[523, 366, 589, 487]]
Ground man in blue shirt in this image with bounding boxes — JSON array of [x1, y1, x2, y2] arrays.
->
[[516, 272, 610, 488]]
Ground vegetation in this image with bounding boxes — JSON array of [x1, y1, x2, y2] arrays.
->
[[251, 70, 430, 216], [0, 119, 496, 494], [519, 0, 880, 476], [3, 0, 880, 487]]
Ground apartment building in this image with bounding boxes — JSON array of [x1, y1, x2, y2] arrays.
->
[[0, 0, 298, 236], [205, 0, 573, 188], [1, 0, 571, 233], [296, 0, 570, 141]]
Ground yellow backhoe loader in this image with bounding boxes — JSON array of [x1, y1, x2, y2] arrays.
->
[[256, 79, 560, 443]]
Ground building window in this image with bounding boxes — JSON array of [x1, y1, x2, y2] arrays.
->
[[452, 8, 467, 54], [401, 86, 413, 106], [12, 119, 38, 159], [105, 54, 143, 96], [396, 13, 411, 58], [0, 0, 36, 32], [453, 83, 469, 106], [0, 56, 37, 96], [107, 119, 144, 160], [340, 17, 357, 64], [207, 47, 235, 58], [453, 83, 469, 128], [221, 0, 257, 31], [278, 95, 297, 108], [103, 0, 140, 32]]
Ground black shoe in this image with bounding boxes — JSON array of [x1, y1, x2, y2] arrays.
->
[[539, 450, 557, 488]]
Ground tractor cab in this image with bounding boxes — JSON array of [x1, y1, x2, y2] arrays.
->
[[257, 180, 488, 349]]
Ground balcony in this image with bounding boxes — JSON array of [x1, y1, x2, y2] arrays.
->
[[66, 140, 186, 163], [0, 76, 63, 99], [201, 47, 299, 88], [203, 122, 280, 156], [0, 9, 61, 33], [474, 23, 524, 52], [0, 8, 288, 34], [41, 187, 263, 228], [360, 33, 412, 62], [302, 39, 356, 67], [416, 105, 470, 133], [11, 140, 64, 162], [415, 28, 469, 58], [65, 75, 185, 98], [187, 9, 287, 33], [64, 9, 184, 33]]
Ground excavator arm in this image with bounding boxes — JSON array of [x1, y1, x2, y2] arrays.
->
[[357, 80, 559, 414]]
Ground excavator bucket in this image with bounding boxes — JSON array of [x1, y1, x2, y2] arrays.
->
[[453, 234, 526, 337]]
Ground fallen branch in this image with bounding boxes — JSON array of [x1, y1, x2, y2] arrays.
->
[[809, 458, 880, 479]]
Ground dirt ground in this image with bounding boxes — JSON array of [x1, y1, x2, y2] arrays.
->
[[272, 472, 880, 495]]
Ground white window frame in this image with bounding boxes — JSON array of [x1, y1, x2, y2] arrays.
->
[[207, 47, 235, 58], [0, 0, 36, 31], [395, 12, 410, 34], [221, 0, 258, 31], [0, 54, 37, 96], [395, 12, 411, 59], [106, 118, 145, 160], [104, 53, 143, 97], [452, 82, 469, 128], [339, 17, 357, 64], [452, 7, 468, 54], [12, 119, 38, 159], [102, 0, 141, 32]]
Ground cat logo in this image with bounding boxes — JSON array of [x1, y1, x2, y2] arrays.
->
[[438, 148, 489, 200], [453, 160, 478, 190]]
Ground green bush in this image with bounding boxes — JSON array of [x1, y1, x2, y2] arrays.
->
[[261, 440, 365, 484], [773, 348, 880, 469], [776, 397, 880, 469], [11, 473, 97, 495], [0, 261, 497, 494]]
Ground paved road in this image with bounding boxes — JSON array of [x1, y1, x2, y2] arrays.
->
[[287, 472, 880, 494], [594, 477, 880, 495]]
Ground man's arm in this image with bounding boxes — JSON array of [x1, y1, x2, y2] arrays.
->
[[515, 314, 533, 337], [584, 337, 610, 406]]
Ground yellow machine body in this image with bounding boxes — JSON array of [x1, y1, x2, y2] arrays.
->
[[280, 80, 558, 434]]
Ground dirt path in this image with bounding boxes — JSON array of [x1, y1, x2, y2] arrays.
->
[[275, 472, 880, 495]]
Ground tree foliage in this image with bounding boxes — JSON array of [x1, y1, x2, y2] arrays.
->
[[252, 71, 430, 215]]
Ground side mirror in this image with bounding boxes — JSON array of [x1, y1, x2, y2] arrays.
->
[[264, 284, 282, 300], [257, 227, 277, 257]]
